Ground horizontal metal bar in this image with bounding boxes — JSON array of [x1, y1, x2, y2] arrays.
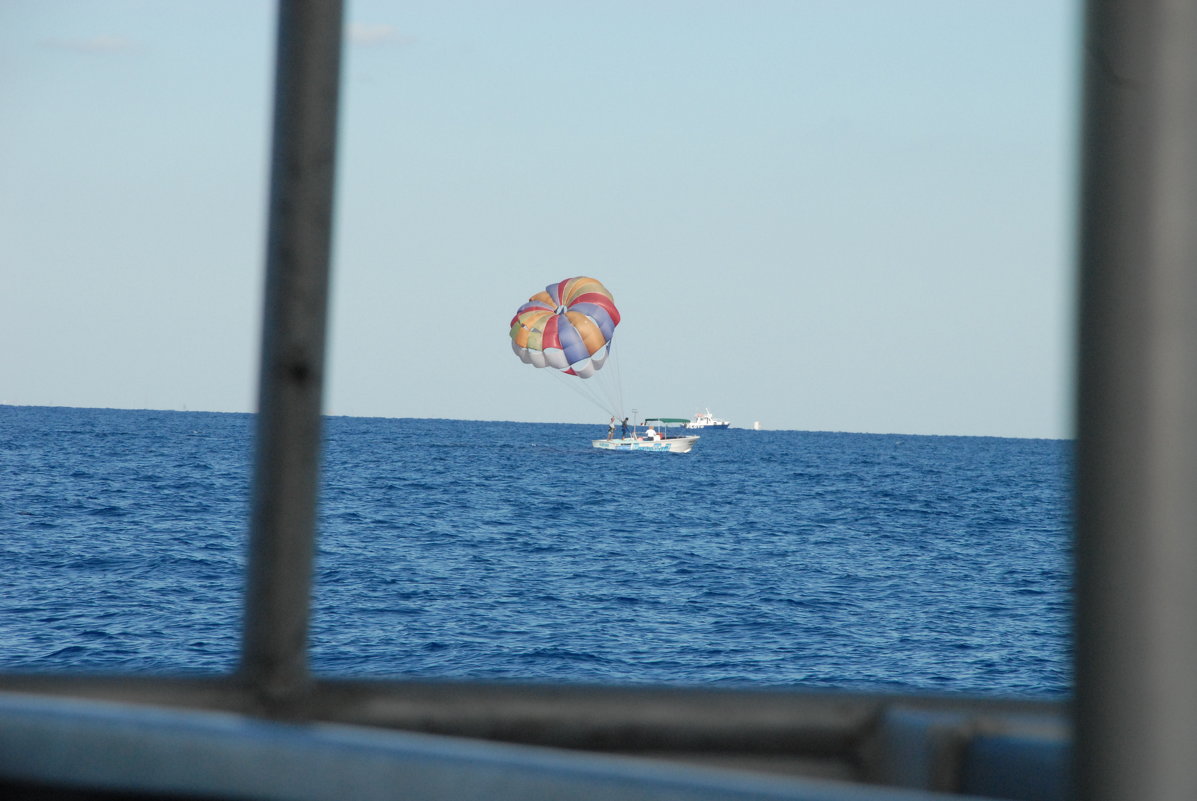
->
[[0, 689, 1032, 801], [0, 673, 1066, 794]]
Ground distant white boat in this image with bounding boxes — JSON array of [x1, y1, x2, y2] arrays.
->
[[685, 409, 731, 429], [593, 418, 699, 453], [752, 421, 761, 430]]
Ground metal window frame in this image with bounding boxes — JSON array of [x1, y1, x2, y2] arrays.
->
[[4, 1, 1197, 799]]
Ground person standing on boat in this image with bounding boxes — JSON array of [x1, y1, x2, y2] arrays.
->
[[621, 417, 629, 438], [607, 417, 615, 440], [644, 425, 658, 441]]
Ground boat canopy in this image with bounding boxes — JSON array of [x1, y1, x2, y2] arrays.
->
[[644, 418, 689, 424]]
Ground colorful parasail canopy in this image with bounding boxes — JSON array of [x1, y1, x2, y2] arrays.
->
[[509, 276, 620, 378]]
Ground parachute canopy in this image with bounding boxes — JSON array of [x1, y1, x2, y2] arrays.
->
[[509, 276, 620, 379]]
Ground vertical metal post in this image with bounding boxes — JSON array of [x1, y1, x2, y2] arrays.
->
[[239, 0, 344, 710], [1076, 1, 1197, 798]]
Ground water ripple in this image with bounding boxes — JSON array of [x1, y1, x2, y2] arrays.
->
[[1, 407, 1072, 696]]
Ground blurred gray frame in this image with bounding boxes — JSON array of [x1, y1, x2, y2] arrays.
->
[[2, 1, 1193, 799]]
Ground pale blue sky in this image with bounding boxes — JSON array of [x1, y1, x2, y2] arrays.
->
[[2, 1, 1079, 438]]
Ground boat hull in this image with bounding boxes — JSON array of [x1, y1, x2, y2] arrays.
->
[[592, 435, 699, 453]]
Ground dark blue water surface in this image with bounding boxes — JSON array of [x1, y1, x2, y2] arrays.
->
[[0, 406, 1073, 697]]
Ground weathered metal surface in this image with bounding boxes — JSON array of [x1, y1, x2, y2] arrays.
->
[[0, 690, 1015, 801], [0, 673, 1068, 798], [1075, 1, 1197, 799], [240, 0, 344, 710]]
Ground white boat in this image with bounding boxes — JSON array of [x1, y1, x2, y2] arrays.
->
[[684, 409, 731, 429], [593, 417, 699, 453]]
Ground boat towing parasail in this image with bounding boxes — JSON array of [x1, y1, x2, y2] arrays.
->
[[593, 418, 699, 453], [508, 277, 699, 453]]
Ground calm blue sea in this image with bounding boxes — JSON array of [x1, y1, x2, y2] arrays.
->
[[0, 405, 1073, 697]]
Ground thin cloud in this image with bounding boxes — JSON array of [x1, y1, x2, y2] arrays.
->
[[42, 35, 137, 54], [346, 23, 412, 47]]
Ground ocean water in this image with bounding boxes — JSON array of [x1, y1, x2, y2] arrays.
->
[[0, 406, 1072, 697]]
